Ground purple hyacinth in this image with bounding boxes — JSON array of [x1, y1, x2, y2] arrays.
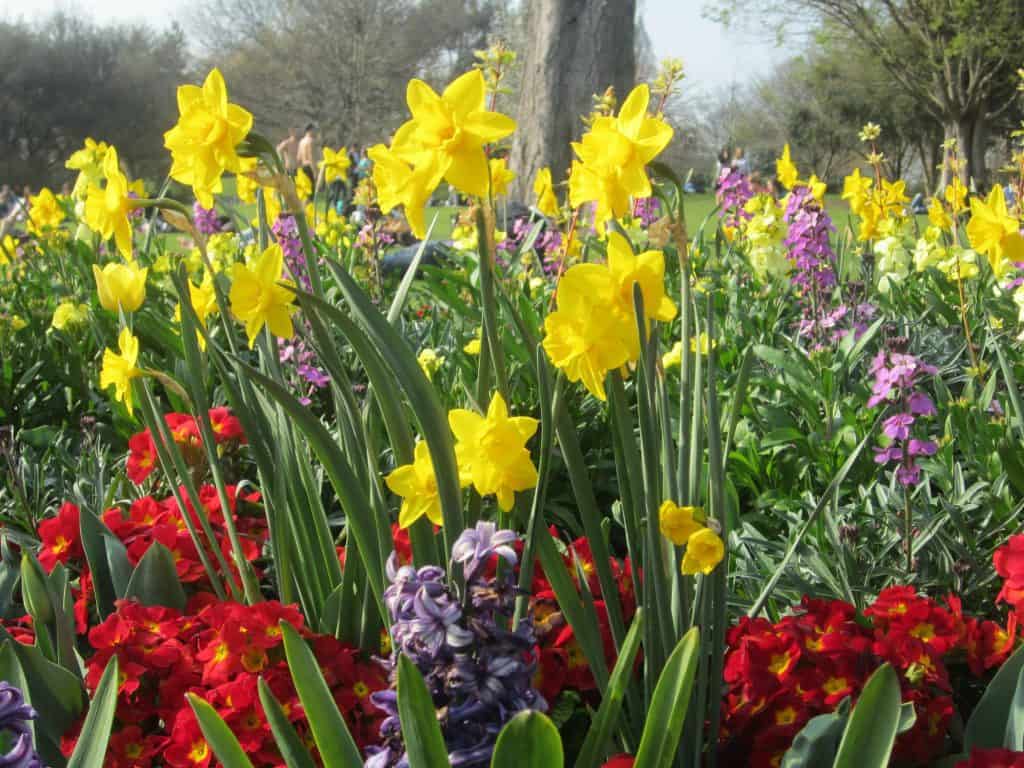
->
[[632, 196, 661, 227], [272, 214, 310, 292], [365, 522, 545, 767], [869, 347, 938, 487], [192, 201, 222, 235], [0, 683, 42, 768]]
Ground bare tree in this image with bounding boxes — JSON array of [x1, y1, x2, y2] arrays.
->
[[509, 0, 636, 201], [705, 0, 1024, 190]]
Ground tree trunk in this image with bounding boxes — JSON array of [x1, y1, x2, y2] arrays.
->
[[970, 112, 989, 191], [509, 0, 636, 202]]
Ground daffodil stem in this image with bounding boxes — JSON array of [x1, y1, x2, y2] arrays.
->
[[475, 202, 508, 401], [904, 484, 914, 576]]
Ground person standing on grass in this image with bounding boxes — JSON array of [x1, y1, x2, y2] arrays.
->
[[733, 146, 749, 176], [276, 127, 299, 175], [297, 123, 318, 188]]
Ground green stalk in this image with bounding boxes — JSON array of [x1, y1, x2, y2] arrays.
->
[[475, 204, 508, 401]]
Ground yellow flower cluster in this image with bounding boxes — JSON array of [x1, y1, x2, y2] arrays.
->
[[568, 84, 673, 232], [841, 167, 908, 242], [543, 231, 676, 400], [385, 393, 538, 526], [370, 69, 516, 238], [658, 500, 724, 575]]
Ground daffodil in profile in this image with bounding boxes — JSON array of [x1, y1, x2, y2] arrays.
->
[[27, 188, 65, 236], [369, 143, 436, 238], [489, 157, 516, 197], [235, 157, 260, 204], [320, 147, 351, 183], [93, 261, 148, 313], [65, 137, 110, 199], [229, 243, 297, 347], [100, 328, 141, 414], [534, 167, 559, 217], [776, 144, 799, 190], [967, 185, 1024, 278], [385, 441, 444, 528], [391, 69, 516, 199], [164, 68, 253, 208], [659, 501, 705, 545], [681, 527, 725, 576], [606, 230, 676, 331], [85, 146, 135, 259], [448, 392, 538, 511], [841, 167, 872, 216]]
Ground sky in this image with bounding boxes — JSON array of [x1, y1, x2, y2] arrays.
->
[[0, 0, 796, 91]]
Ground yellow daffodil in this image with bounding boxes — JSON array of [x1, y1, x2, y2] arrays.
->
[[967, 185, 1024, 279], [659, 501, 705, 545], [489, 157, 516, 197], [85, 146, 135, 260], [320, 147, 351, 183], [568, 84, 673, 231], [606, 231, 677, 328], [27, 188, 65, 236], [229, 242, 297, 347], [448, 392, 538, 511], [806, 174, 827, 202], [164, 68, 253, 208], [690, 332, 716, 354], [176, 276, 219, 349], [391, 69, 516, 199], [369, 143, 436, 238], [235, 157, 260, 204], [295, 169, 312, 201], [776, 144, 799, 190], [662, 340, 682, 369], [0, 235, 16, 265], [417, 348, 445, 380], [841, 168, 872, 216], [463, 337, 482, 355], [8, 315, 27, 331], [542, 264, 632, 401], [65, 137, 110, 199], [51, 302, 89, 330], [681, 527, 725, 576], [93, 261, 148, 313], [99, 328, 141, 414], [534, 167, 559, 217], [928, 197, 951, 231], [385, 440, 445, 528], [944, 177, 968, 214]]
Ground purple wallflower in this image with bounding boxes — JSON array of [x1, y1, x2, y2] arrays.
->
[[869, 348, 937, 488], [366, 522, 546, 767], [193, 201, 222, 236]]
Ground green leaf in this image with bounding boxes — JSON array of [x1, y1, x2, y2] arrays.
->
[[257, 677, 318, 768], [125, 542, 187, 611], [0, 641, 34, 744], [1006, 665, 1024, 750], [634, 626, 700, 768], [576, 608, 644, 767], [187, 693, 256, 768], [280, 621, 363, 768], [781, 705, 848, 768], [966, 640, 1024, 751], [67, 657, 119, 768], [79, 510, 129, 618], [833, 663, 901, 768], [387, 216, 438, 325], [490, 711, 563, 768], [396, 654, 450, 767]]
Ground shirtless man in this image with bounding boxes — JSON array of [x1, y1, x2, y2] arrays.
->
[[297, 123, 317, 187], [276, 127, 299, 174]]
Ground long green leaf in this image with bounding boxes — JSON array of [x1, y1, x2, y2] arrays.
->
[[280, 622, 363, 768], [257, 677, 318, 768], [187, 693, 256, 768], [397, 654, 450, 767], [575, 608, 644, 766], [491, 711, 563, 768], [1006, 665, 1024, 750], [67, 657, 119, 768], [965, 640, 1024, 750], [633, 626, 700, 768], [832, 663, 901, 768]]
